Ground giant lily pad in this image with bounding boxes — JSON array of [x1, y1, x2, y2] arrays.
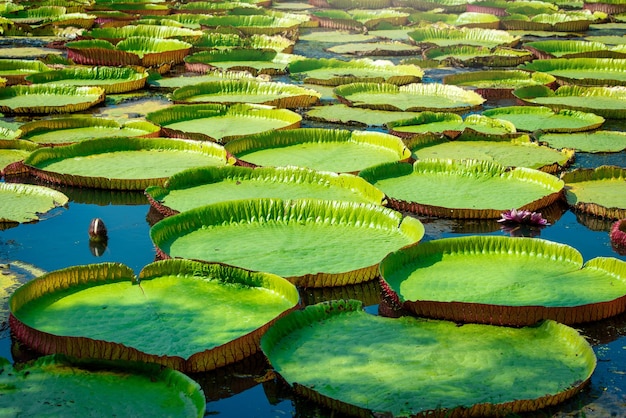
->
[[380, 235, 626, 325], [501, 10, 604, 32], [325, 41, 423, 56], [536, 130, 626, 153], [305, 104, 423, 127], [20, 137, 235, 190], [184, 48, 294, 76], [408, 24, 520, 48], [0, 355, 206, 417], [198, 14, 302, 36], [24, 66, 149, 94], [482, 106, 605, 132], [562, 165, 626, 219], [0, 59, 51, 85], [443, 69, 557, 99], [225, 128, 411, 173], [405, 134, 574, 173], [18, 117, 160, 146], [422, 45, 533, 67], [192, 33, 295, 53], [359, 159, 565, 218], [0, 182, 68, 224], [170, 79, 321, 108], [388, 112, 517, 139], [523, 39, 617, 59], [85, 24, 203, 43], [513, 85, 626, 119], [145, 165, 385, 216], [261, 299, 596, 416], [65, 37, 192, 67], [334, 82, 485, 112], [9, 260, 299, 372], [0, 139, 38, 175], [288, 57, 423, 86], [146, 103, 301, 143], [518, 58, 626, 86], [150, 198, 425, 287], [0, 85, 105, 115], [147, 70, 255, 90]]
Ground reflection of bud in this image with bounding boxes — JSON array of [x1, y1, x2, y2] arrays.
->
[[88, 218, 108, 242], [89, 239, 108, 257]]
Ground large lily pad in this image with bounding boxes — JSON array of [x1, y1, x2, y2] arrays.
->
[[326, 41, 423, 56], [388, 112, 517, 139], [85, 24, 203, 43], [184, 48, 295, 76], [359, 159, 565, 218], [261, 299, 596, 416], [10, 260, 299, 372], [18, 117, 160, 146], [501, 10, 604, 32], [523, 39, 617, 59], [0, 59, 51, 85], [380, 235, 626, 325], [150, 198, 424, 287], [518, 57, 626, 86], [0, 355, 206, 417], [562, 165, 626, 219], [334, 82, 485, 112], [513, 85, 626, 119], [24, 66, 149, 94], [305, 103, 423, 127], [20, 137, 235, 190], [482, 106, 605, 132], [145, 165, 386, 216], [408, 24, 520, 48], [536, 130, 626, 153], [198, 14, 302, 36], [225, 128, 411, 173], [170, 79, 321, 108], [442, 69, 557, 97], [147, 70, 255, 90], [192, 33, 295, 53], [0, 182, 68, 224], [0, 139, 38, 175], [65, 37, 192, 67], [405, 134, 574, 173], [422, 45, 533, 67], [288, 57, 423, 86], [0, 85, 105, 115], [146, 103, 301, 143]]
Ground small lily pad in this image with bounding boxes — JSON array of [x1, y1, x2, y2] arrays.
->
[[562, 166, 626, 219], [359, 159, 565, 218]]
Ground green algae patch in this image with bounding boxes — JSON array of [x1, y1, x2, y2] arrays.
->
[[145, 165, 385, 216], [380, 236, 626, 325], [261, 300, 596, 416], [150, 199, 424, 288], [359, 159, 564, 219], [10, 261, 299, 372], [0, 355, 206, 417]]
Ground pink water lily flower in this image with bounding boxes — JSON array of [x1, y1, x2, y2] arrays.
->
[[498, 209, 549, 226]]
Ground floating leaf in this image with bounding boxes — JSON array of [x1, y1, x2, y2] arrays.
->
[[0, 85, 105, 115], [482, 106, 605, 132], [562, 165, 626, 219], [0, 182, 68, 224], [536, 130, 626, 153], [25, 66, 149, 94]]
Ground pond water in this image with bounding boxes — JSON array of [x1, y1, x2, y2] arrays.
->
[[1, 19, 626, 418]]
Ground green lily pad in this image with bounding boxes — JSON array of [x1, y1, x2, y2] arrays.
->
[[359, 159, 565, 218], [10, 260, 299, 372], [150, 198, 424, 287], [0, 139, 38, 175], [225, 128, 411, 173], [443, 69, 557, 99], [0, 85, 105, 115], [261, 299, 596, 416], [0, 59, 51, 85], [518, 57, 626, 86], [21, 137, 235, 190], [145, 165, 385, 216], [184, 48, 295, 76], [85, 24, 203, 43], [146, 103, 301, 143], [422, 45, 533, 67], [513, 85, 626, 119], [0, 182, 68, 224], [65, 37, 192, 67], [325, 41, 422, 56], [334, 82, 485, 112], [408, 24, 520, 48], [305, 103, 422, 127], [18, 117, 161, 146], [388, 112, 517, 138], [24, 66, 149, 94], [406, 133, 574, 173], [170, 79, 321, 108], [523, 39, 617, 59], [380, 235, 626, 325], [0, 355, 206, 417], [501, 10, 604, 32], [192, 33, 295, 53], [482, 106, 605, 132], [562, 166, 626, 219], [198, 14, 302, 36], [536, 130, 626, 153], [288, 57, 423, 86], [147, 70, 255, 90], [297, 29, 378, 43]]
